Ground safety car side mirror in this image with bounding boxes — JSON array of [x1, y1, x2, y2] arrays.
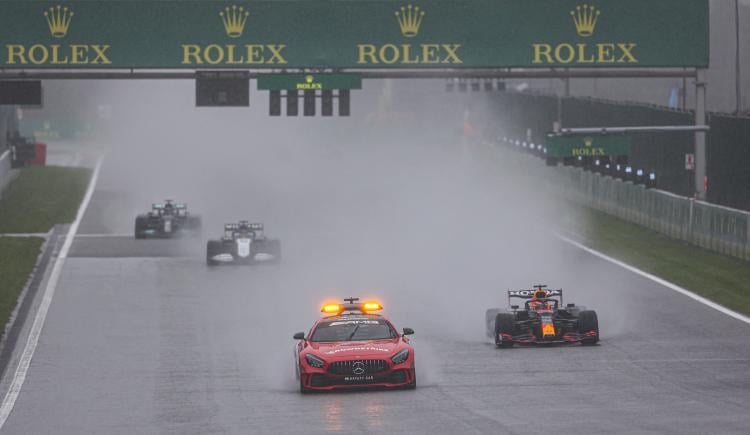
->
[[293, 332, 305, 340], [402, 328, 414, 336]]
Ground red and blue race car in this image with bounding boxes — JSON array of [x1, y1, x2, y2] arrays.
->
[[293, 298, 416, 393]]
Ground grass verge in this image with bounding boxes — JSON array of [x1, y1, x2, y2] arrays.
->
[[578, 208, 750, 315], [0, 166, 91, 233], [0, 237, 45, 333]]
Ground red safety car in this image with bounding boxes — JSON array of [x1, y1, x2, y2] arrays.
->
[[293, 298, 416, 393]]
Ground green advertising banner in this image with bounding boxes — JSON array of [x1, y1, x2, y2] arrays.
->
[[546, 134, 632, 158], [0, 0, 708, 69], [257, 74, 362, 90]]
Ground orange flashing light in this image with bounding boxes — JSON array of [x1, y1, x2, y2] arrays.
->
[[321, 304, 343, 314], [362, 301, 383, 312]]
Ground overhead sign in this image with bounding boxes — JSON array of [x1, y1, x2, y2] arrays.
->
[[545, 134, 632, 158], [257, 74, 362, 91], [0, 1, 708, 69]]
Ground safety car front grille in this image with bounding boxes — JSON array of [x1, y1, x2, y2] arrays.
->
[[327, 359, 389, 375]]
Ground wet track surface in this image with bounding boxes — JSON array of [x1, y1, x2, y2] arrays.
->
[[2, 139, 750, 434]]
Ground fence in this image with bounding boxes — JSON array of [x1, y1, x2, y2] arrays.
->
[[499, 137, 750, 262], [484, 91, 750, 211]]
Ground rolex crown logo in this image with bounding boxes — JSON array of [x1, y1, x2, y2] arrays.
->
[[584, 137, 593, 147], [220, 5, 249, 38], [570, 4, 600, 37], [395, 4, 425, 38], [44, 5, 74, 38], [305, 75, 314, 84]]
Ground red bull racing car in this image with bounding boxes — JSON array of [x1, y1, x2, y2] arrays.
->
[[293, 298, 416, 393], [485, 285, 599, 347]]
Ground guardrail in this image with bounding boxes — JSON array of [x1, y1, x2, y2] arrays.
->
[[499, 137, 750, 262]]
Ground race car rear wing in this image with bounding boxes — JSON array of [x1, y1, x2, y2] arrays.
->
[[225, 223, 264, 230], [507, 289, 563, 306]]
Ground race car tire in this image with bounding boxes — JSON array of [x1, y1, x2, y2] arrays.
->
[[186, 215, 202, 235], [267, 239, 281, 263], [485, 309, 500, 338], [578, 310, 599, 345], [494, 313, 515, 348], [206, 240, 222, 266], [134, 216, 148, 239]]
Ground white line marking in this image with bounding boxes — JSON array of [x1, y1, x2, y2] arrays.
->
[[0, 150, 8, 164], [0, 158, 103, 429], [0, 232, 51, 239], [74, 233, 132, 238], [558, 234, 750, 326]]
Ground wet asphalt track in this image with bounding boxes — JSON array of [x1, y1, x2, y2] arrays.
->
[[2, 144, 750, 435]]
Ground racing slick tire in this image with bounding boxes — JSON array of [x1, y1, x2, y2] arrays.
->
[[494, 313, 515, 348], [578, 310, 599, 345], [134, 216, 148, 239], [206, 240, 223, 266]]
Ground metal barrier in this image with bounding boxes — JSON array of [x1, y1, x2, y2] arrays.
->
[[500, 137, 750, 262]]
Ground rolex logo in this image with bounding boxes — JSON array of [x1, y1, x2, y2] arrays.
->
[[584, 137, 593, 147], [570, 4, 600, 37], [220, 5, 249, 38], [44, 5, 74, 38], [395, 4, 425, 38]]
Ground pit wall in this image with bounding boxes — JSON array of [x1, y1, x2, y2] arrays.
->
[[498, 137, 750, 262]]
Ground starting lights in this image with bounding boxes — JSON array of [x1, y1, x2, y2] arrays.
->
[[320, 298, 383, 315]]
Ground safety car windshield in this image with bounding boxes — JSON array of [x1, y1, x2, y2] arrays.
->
[[311, 317, 397, 342]]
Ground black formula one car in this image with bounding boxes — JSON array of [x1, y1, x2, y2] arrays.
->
[[134, 200, 202, 239], [206, 221, 281, 266], [485, 285, 599, 347]]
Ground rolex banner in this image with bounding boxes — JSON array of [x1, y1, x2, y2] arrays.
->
[[546, 135, 633, 158], [0, 0, 708, 69]]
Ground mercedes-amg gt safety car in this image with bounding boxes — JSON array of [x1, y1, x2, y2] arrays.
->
[[485, 285, 599, 347], [134, 200, 202, 239], [293, 298, 416, 393], [205, 221, 281, 266]]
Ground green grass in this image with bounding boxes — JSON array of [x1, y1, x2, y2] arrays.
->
[[0, 237, 45, 331], [0, 166, 91, 233], [578, 208, 750, 315]]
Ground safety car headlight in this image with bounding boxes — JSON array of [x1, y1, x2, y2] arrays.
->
[[391, 349, 409, 364], [305, 354, 325, 368]]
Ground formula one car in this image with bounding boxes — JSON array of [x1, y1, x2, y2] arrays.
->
[[485, 285, 599, 347], [293, 298, 416, 393], [134, 200, 202, 239], [205, 221, 281, 266]]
